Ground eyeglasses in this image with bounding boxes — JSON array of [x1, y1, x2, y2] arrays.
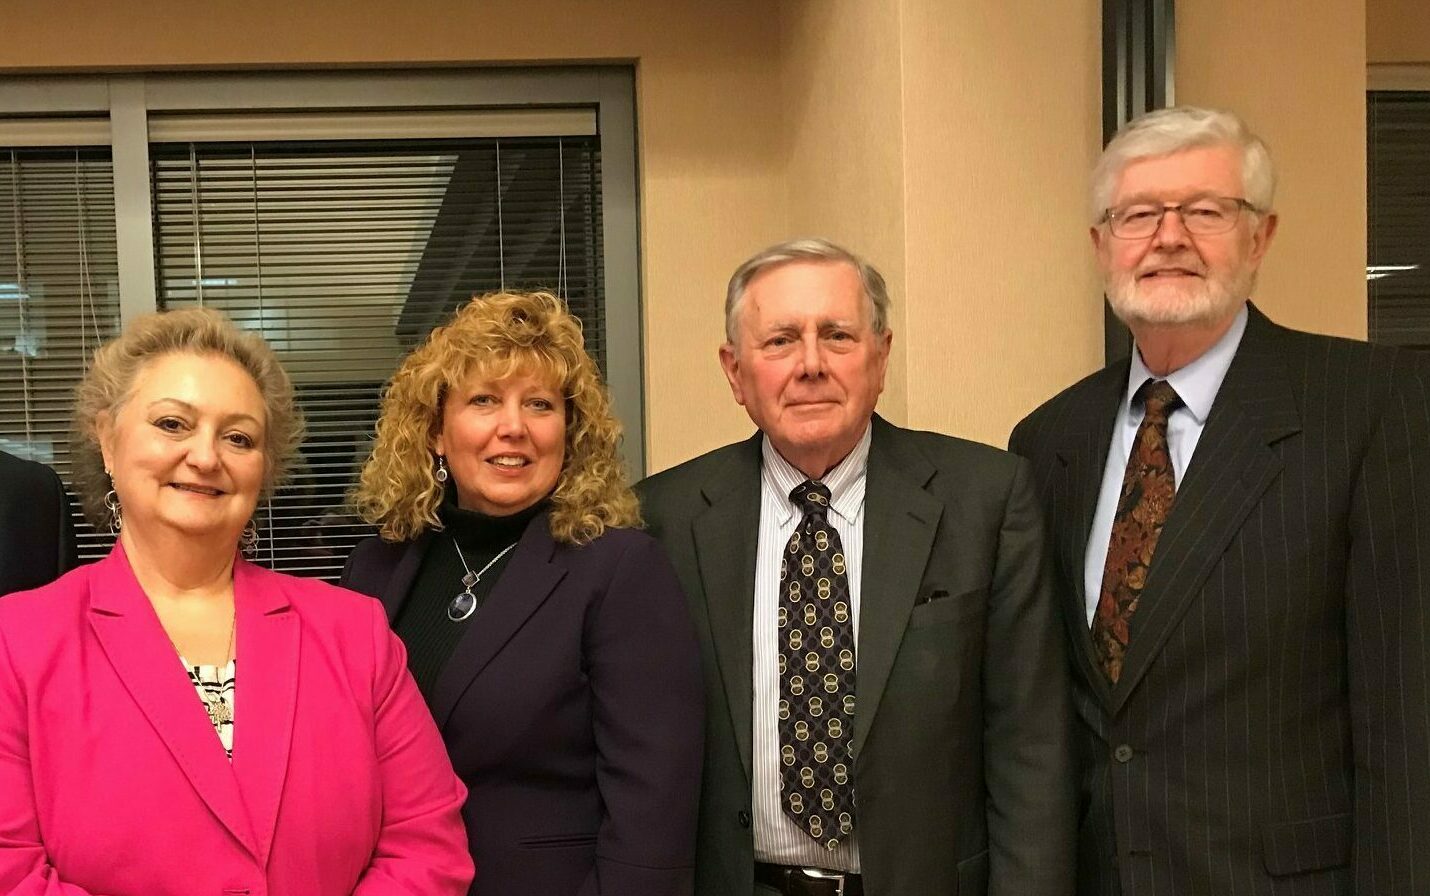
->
[[1101, 196, 1259, 239]]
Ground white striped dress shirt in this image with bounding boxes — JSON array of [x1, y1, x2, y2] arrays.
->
[[752, 424, 870, 871]]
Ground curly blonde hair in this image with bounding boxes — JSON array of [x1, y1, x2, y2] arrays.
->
[[352, 290, 640, 544], [70, 306, 304, 529]]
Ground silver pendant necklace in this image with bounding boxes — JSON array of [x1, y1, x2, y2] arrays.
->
[[449, 538, 519, 622]]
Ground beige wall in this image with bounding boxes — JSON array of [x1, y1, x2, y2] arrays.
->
[[899, 0, 1102, 443], [1178, 0, 1368, 340], [1369, 0, 1430, 63], [2, 0, 1104, 466], [778, 1, 911, 426], [776, 0, 1103, 448]]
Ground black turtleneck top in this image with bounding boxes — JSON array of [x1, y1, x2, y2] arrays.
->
[[393, 489, 548, 702]]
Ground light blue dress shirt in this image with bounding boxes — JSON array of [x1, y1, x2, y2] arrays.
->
[[1081, 305, 1249, 626]]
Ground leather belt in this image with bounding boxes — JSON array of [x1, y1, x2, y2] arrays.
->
[[755, 862, 864, 896]]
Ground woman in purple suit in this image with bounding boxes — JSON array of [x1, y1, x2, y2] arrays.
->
[[343, 290, 703, 896]]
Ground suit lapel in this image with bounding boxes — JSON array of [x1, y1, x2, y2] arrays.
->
[[379, 533, 435, 623], [1053, 364, 1128, 710], [229, 559, 299, 868], [429, 516, 567, 729], [691, 434, 763, 784], [853, 417, 942, 759], [1109, 308, 1301, 712], [87, 545, 260, 859]]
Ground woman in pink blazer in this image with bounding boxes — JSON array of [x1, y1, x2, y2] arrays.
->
[[0, 308, 473, 896]]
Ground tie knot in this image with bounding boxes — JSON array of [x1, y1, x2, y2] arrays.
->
[[1136, 379, 1182, 422], [790, 480, 833, 516]]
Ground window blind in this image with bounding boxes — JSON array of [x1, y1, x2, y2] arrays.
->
[[151, 135, 604, 581], [1368, 91, 1430, 350], [0, 146, 120, 561]]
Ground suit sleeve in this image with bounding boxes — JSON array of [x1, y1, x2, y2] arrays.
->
[[48, 466, 78, 577], [338, 540, 374, 595], [985, 458, 1077, 896], [578, 535, 704, 896], [351, 599, 475, 896], [1347, 359, 1430, 895], [0, 621, 113, 896]]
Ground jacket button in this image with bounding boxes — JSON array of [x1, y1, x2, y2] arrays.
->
[[1113, 744, 1134, 763], [738, 810, 751, 828]]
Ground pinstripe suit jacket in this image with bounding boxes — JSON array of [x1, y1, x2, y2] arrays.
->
[[1009, 305, 1430, 896]]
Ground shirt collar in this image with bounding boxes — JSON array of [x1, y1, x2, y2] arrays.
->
[[762, 422, 872, 527], [1127, 303, 1248, 424]]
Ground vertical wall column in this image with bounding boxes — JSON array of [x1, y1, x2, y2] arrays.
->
[[1101, 0, 1176, 362]]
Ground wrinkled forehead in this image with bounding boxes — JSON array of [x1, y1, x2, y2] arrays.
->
[[740, 260, 870, 330]]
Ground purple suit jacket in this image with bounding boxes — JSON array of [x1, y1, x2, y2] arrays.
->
[[0, 542, 474, 896], [341, 516, 703, 896]]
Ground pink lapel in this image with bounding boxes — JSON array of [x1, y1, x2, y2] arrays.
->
[[228, 558, 300, 869], [87, 543, 260, 858]]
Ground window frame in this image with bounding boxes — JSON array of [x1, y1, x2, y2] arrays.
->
[[0, 66, 646, 474]]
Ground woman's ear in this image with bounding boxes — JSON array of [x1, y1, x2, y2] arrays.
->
[[95, 410, 116, 474]]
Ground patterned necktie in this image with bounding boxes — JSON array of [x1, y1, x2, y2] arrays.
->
[[778, 480, 857, 850], [1094, 379, 1183, 683]]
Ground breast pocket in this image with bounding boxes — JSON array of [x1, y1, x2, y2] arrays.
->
[[895, 586, 987, 691], [517, 832, 598, 850], [906, 585, 986, 629]]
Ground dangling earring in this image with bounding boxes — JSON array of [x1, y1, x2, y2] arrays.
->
[[240, 520, 259, 557], [435, 455, 449, 483], [104, 488, 122, 534]]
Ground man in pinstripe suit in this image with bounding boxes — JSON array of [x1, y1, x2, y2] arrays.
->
[[1010, 106, 1430, 895]]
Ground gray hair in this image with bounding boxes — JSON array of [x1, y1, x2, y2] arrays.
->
[[724, 237, 891, 344], [1091, 105, 1276, 221]]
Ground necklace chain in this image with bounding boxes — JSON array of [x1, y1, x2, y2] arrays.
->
[[449, 538, 519, 622], [171, 609, 236, 727], [170, 609, 236, 666]]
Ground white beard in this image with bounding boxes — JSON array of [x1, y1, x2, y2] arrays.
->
[[1105, 255, 1255, 327]]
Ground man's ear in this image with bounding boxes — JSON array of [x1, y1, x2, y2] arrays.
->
[[874, 329, 893, 394], [718, 343, 746, 407], [1250, 211, 1278, 263]]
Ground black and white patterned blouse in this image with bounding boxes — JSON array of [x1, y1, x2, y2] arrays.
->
[[182, 658, 236, 760]]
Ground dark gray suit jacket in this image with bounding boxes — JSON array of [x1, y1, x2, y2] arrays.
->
[[638, 415, 1075, 896], [1009, 305, 1430, 895], [0, 450, 77, 597]]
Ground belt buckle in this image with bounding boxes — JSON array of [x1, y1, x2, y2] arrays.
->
[[798, 867, 846, 896]]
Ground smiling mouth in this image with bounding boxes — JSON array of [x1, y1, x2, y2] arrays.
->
[[487, 456, 531, 468], [170, 482, 224, 496], [1139, 268, 1202, 280]]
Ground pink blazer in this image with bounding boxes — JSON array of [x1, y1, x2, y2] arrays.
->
[[0, 543, 474, 896]]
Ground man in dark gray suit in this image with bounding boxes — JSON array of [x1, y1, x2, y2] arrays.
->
[[638, 238, 1074, 896], [1011, 106, 1430, 895], [0, 449, 78, 595]]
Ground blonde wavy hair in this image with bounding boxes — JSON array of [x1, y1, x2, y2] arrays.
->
[[352, 290, 640, 544], [71, 306, 304, 529]]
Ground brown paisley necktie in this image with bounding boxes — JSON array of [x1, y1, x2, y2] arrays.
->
[[1094, 379, 1183, 683]]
